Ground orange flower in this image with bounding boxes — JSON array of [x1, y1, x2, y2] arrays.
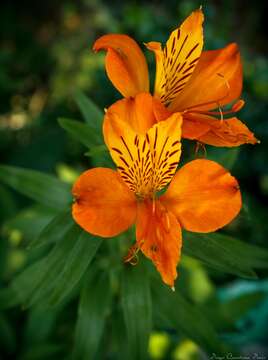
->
[[93, 8, 258, 147], [72, 94, 242, 288]]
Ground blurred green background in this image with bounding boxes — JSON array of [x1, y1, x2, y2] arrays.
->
[[0, 0, 268, 359]]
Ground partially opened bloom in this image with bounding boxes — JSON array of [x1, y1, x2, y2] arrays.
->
[[93, 8, 258, 147], [72, 93, 242, 288]]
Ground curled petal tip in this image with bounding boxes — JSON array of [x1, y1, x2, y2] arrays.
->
[[171, 286, 175, 292]]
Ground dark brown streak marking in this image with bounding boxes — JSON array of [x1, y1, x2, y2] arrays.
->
[[182, 63, 196, 75], [177, 35, 189, 60], [112, 147, 123, 155], [153, 127, 158, 150], [119, 156, 130, 168], [120, 136, 133, 161], [142, 139, 147, 152], [162, 82, 187, 100], [189, 56, 200, 66], [171, 37, 176, 53], [185, 43, 200, 59], [157, 136, 170, 167], [169, 149, 180, 158], [177, 61, 187, 73]]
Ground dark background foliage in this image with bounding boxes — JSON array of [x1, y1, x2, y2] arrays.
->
[[0, 0, 267, 359]]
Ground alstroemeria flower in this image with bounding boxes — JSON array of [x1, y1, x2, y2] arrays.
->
[[72, 93, 242, 288], [93, 8, 258, 147]]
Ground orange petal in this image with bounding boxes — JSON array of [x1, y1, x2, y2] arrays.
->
[[197, 116, 259, 147], [152, 96, 173, 122], [182, 113, 211, 139], [93, 34, 149, 97], [146, 9, 204, 106], [169, 43, 243, 112], [103, 99, 182, 196], [103, 93, 157, 137], [162, 159, 242, 233], [136, 199, 182, 287], [72, 168, 137, 237]]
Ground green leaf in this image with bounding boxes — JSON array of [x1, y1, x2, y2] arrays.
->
[[74, 90, 103, 128], [0, 314, 16, 353], [121, 261, 152, 360], [46, 231, 102, 307], [11, 225, 102, 308], [202, 290, 265, 332], [28, 210, 74, 249], [85, 144, 108, 157], [58, 117, 102, 148], [23, 305, 59, 346], [0, 165, 71, 210], [183, 232, 262, 278], [0, 287, 21, 309], [4, 205, 58, 244], [73, 269, 112, 359], [20, 343, 65, 360], [152, 280, 228, 355], [207, 147, 240, 170]]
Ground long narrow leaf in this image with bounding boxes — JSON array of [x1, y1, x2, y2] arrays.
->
[[0, 165, 71, 210], [11, 226, 102, 308], [73, 269, 112, 359], [74, 90, 103, 128], [58, 118, 102, 147], [152, 280, 228, 355], [183, 232, 260, 278], [121, 262, 152, 360], [46, 231, 102, 307], [28, 210, 74, 249]]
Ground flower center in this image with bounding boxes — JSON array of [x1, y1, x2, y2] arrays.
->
[[111, 125, 181, 199]]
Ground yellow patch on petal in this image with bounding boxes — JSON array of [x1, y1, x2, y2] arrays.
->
[[104, 101, 182, 197], [146, 9, 204, 106]]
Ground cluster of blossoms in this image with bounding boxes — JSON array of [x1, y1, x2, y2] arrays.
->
[[72, 9, 258, 289]]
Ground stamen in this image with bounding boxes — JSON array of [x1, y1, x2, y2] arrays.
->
[[217, 102, 224, 124], [124, 243, 140, 266], [191, 98, 244, 117], [232, 99, 245, 112], [194, 141, 207, 158]]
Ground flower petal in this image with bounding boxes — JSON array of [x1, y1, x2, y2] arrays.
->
[[136, 200, 182, 287], [181, 113, 258, 146], [93, 34, 149, 97], [162, 159, 242, 233], [182, 113, 211, 139], [146, 8, 204, 106], [197, 116, 259, 146], [170, 43, 242, 112], [103, 98, 182, 196], [72, 168, 137, 237], [103, 93, 157, 136]]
